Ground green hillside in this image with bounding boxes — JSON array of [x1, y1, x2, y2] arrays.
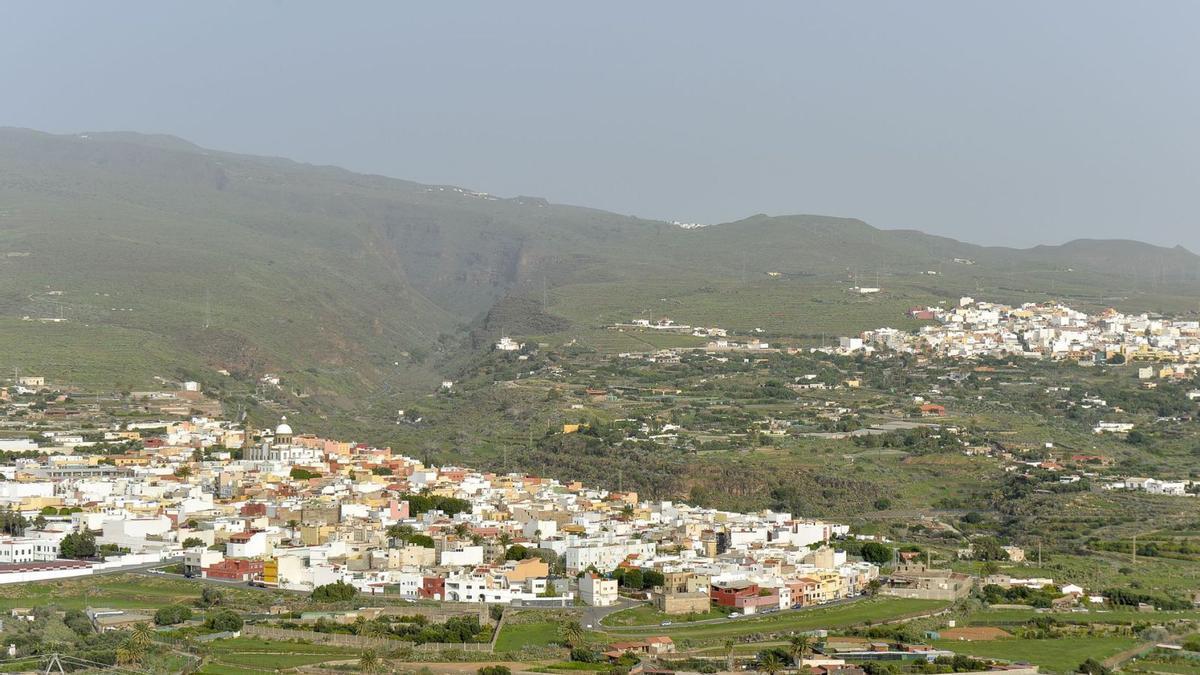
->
[[2, 127, 1198, 408]]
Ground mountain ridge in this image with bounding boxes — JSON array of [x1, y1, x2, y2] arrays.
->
[[2, 127, 1198, 407]]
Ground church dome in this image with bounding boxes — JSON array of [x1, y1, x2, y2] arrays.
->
[[275, 416, 293, 437]]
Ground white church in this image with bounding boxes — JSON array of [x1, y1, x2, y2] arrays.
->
[[243, 416, 322, 465]]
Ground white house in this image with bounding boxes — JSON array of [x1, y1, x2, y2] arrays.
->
[[183, 548, 223, 576], [496, 337, 523, 352], [564, 540, 657, 573], [579, 573, 618, 606], [0, 536, 61, 563], [226, 530, 271, 559], [439, 546, 485, 567]]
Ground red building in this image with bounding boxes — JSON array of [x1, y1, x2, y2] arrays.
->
[[419, 576, 445, 600], [710, 580, 760, 608], [203, 558, 264, 582]]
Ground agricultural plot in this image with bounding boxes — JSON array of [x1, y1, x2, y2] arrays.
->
[[0, 318, 203, 389], [931, 636, 1139, 674], [602, 598, 948, 645], [198, 637, 361, 673], [495, 618, 565, 653]]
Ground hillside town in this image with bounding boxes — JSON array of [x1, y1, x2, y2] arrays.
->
[[0, 407, 896, 613], [3, 304, 1200, 674], [843, 298, 1200, 365]]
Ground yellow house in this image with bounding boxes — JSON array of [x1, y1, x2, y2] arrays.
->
[[502, 557, 549, 584], [813, 570, 844, 601], [300, 525, 336, 546], [110, 455, 151, 467], [263, 558, 279, 585], [23, 496, 63, 512]]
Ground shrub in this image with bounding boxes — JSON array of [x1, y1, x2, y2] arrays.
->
[[860, 541, 892, 565], [504, 544, 531, 561], [205, 609, 243, 632], [154, 605, 194, 626], [199, 587, 224, 607], [312, 581, 358, 602], [570, 646, 601, 663]]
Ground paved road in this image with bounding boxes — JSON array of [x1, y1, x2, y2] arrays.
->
[[92, 557, 183, 576], [133, 566, 312, 594], [581, 597, 641, 629]]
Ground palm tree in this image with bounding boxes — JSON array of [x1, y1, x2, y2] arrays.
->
[[453, 522, 471, 539], [114, 643, 137, 666], [128, 622, 154, 652], [789, 634, 812, 667], [386, 523, 414, 546], [557, 620, 585, 649], [360, 619, 386, 639], [116, 634, 149, 666], [497, 532, 513, 547], [758, 652, 785, 675], [724, 639, 735, 672], [358, 650, 387, 674]]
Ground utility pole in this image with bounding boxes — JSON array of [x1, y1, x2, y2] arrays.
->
[[43, 654, 66, 675], [1132, 533, 1137, 566]]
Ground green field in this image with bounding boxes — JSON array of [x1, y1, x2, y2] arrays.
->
[[495, 620, 564, 653], [1127, 657, 1200, 675], [200, 637, 360, 673], [197, 662, 289, 675], [601, 602, 733, 627], [0, 575, 196, 611], [0, 574, 285, 613], [0, 318, 207, 389], [602, 598, 948, 644], [932, 637, 1139, 674], [966, 607, 1200, 626], [530, 663, 614, 673]]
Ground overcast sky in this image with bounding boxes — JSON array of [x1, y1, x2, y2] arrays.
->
[[3, 1, 1198, 249]]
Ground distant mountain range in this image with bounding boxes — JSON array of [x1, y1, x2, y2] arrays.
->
[[2, 127, 1198, 399]]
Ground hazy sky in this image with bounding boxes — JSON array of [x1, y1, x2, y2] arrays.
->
[[3, 2, 1198, 249]]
